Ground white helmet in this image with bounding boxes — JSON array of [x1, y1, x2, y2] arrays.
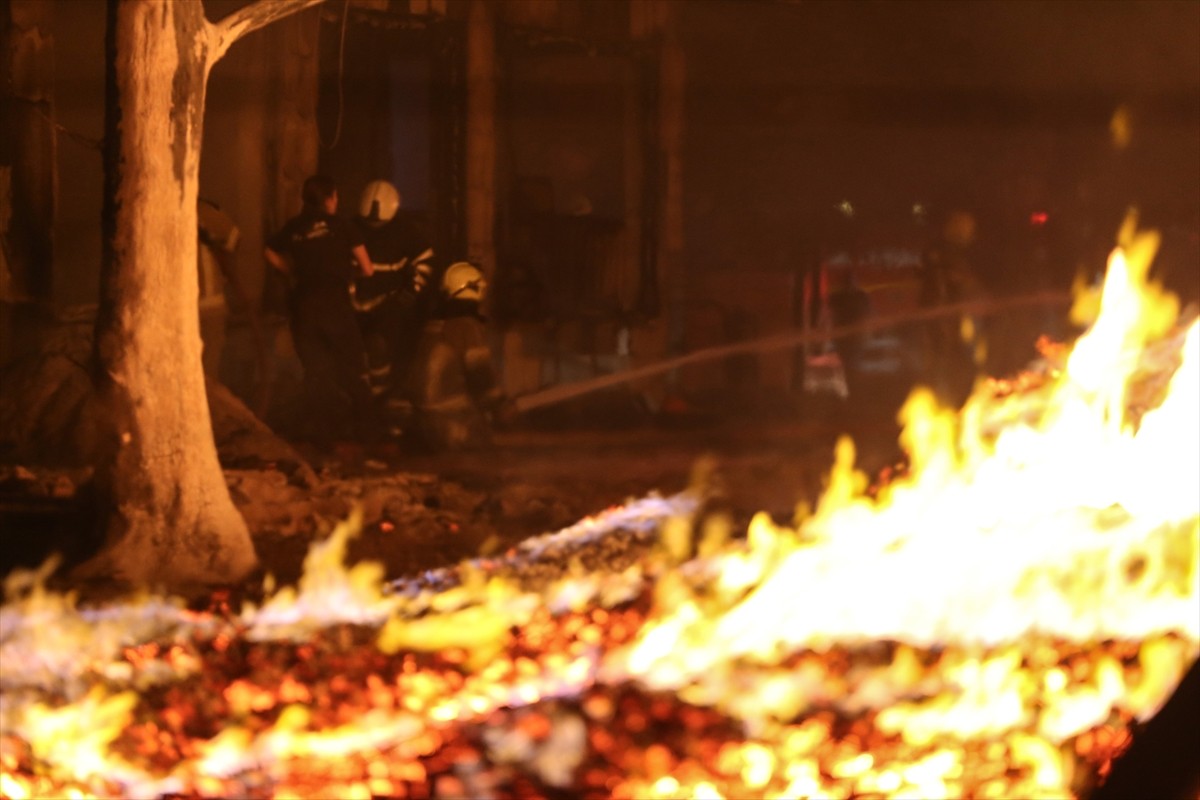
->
[[442, 261, 487, 302], [358, 180, 401, 225]]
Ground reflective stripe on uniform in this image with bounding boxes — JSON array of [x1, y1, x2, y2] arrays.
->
[[371, 259, 408, 273], [350, 285, 389, 312], [422, 395, 474, 413]]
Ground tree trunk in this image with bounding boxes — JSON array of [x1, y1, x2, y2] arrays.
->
[[75, 0, 254, 586], [77, 0, 322, 586]]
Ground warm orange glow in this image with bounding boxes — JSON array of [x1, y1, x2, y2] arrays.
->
[[0, 221, 1196, 799]]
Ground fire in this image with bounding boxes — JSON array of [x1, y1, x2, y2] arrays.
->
[[600, 220, 1198, 795], [1, 219, 1197, 799], [613, 229, 1196, 655]]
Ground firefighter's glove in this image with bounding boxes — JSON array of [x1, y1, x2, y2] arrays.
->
[[412, 250, 435, 294]]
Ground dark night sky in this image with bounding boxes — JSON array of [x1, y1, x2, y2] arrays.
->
[[681, 0, 1200, 277], [686, 0, 1199, 95]]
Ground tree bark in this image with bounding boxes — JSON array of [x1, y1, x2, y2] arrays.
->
[[78, 0, 322, 587], [210, 0, 324, 61]]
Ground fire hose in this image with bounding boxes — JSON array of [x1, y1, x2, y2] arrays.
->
[[512, 290, 1073, 413]]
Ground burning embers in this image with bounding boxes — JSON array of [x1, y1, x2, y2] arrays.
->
[[1, 219, 1198, 799]]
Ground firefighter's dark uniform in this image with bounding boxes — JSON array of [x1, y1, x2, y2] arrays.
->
[[919, 238, 984, 405], [407, 300, 505, 451], [266, 211, 380, 443], [352, 213, 434, 407]]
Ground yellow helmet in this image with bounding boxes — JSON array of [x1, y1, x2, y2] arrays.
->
[[358, 180, 401, 225], [442, 261, 487, 302]]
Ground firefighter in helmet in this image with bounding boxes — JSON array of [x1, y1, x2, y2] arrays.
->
[[406, 261, 511, 451], [196, 198, 240, 380], [264, 175, 383, 445], [352, 179, 436, 436]]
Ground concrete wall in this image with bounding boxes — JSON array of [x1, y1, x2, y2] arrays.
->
[[1, 0, 63, 364], [48, 0, 104, 310], [202, 3, 321, 309], [4, 0, 63, 307]]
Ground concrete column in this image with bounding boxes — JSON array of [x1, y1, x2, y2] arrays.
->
[[268, 7, 321, 233], [626, 0, 686, 402], [658, 14, 686, 357], [465, 0, 496, 282], [616, 58, 643, 314], [3, 0, 56, 305]]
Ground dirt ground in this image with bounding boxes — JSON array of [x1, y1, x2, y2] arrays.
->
[[0, 377, 913, 597], [246, 381, 912, 588]]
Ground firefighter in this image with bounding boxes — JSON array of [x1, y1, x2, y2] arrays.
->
[[918, 209, 986, 405], [197, 198, 274, 416], [352, 179, 435, 435], [826, 267, 871, 399], [407, 261, 512, 451], [264, 175, 383, 445], [196, 198, 240, 380]]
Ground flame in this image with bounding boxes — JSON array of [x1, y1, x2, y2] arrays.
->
[[616, 224, 1196, 659], [242, 508, 401, 639], [0, 219, 1196, 799], [18, 688, 137, 782], [605, 220, 1199, 793]]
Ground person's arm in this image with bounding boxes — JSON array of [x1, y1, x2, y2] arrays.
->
[[460, 323, 505, 411], [352, 243, 374, 278], [264, 246, 289, 274], [410, 248, 434, 294]]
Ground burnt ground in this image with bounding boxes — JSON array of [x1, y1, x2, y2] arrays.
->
[[0, 376, 912, 598], [264, 373, 912, 580]]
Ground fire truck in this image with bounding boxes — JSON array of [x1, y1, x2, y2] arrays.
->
[[798, 202, 928, 399]]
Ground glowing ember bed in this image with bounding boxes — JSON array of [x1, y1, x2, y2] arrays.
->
[[1, 221, 1197, 799]]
